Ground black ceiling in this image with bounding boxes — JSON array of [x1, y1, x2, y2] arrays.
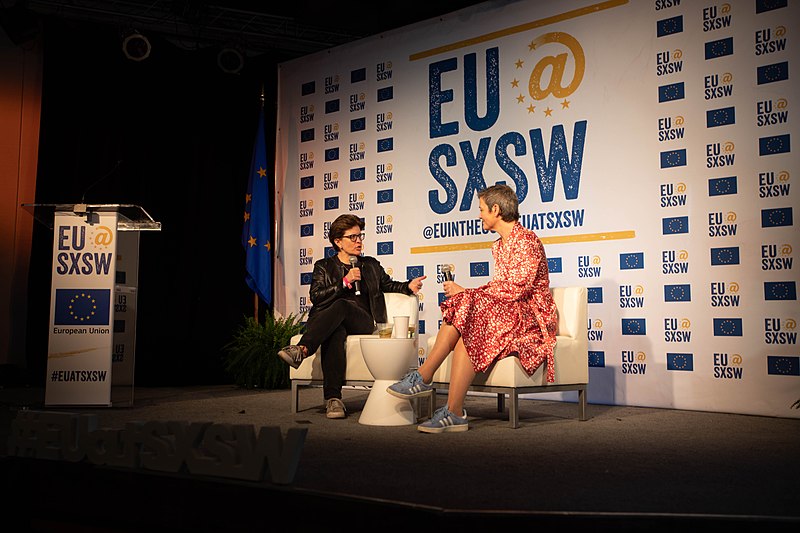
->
[[4, 0, 488, 60]]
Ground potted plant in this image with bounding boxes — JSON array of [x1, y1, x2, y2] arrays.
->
[[223, 311, 305, 389]]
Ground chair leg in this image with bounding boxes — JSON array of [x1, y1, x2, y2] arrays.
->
[[578, 386, 587, 421], [291, 381, 298, 414], [510, 391, 519, 429], [496, 393, 505, 412]]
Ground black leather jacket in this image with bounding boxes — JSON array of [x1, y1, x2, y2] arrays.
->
[[308, 255, 412, 323]]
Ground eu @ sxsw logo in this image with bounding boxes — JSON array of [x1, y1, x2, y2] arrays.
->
[[706, 141, 735, 168], [348, 192, 365, 211], [711, 281, 740, 307], [324, 171, 339, 191], [621, 350, 646, 375], [299, 104, 314, 123], [325, 74, 340, 95], [660, 182, 687, 207], [376, 163, 393, 182], [578, 255, 601, 278], [323, 122, 340, 142], [755, 25, 787, 56], [299, 199, 314, 218], [299, 247, 313, 266], [702, 4, 732, 32], [761, 243, 793, 270], [299, 151, 314, 171], [757, 98, 788, 127], [588, 319, 603, 342], [759, 170, 790, 198], [55, 225, 113, 277], [765, 317, 797, 345], [713, 352, 743, 380], [619, 285, 645, 308], [349, 91, 365, 111], [704, 72, 733, 100], [375, 215, 393, 234], [664, 318, 692, 342], [662, 249, 689, 274], [708, 210, 737, 237], [349, 142, 365, 161], [376, 61, 393, 81], [658, 115, 684, 142], [656, 48, 682, 76], [376, 112, 393, 132]]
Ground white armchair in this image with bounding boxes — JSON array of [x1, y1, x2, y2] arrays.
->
[[289, 292, 420, 413], [428, 286, 588, 428]]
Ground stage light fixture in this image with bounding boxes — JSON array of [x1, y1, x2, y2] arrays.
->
[[217, 47, 244, 74], [122, 31, 151, 61]]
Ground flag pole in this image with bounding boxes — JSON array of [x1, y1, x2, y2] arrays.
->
[[254, 84, 265, 324]]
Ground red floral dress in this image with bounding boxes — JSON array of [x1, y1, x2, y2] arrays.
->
[[440, 222, 558, 382]]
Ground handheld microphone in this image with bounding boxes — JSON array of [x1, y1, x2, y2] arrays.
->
[[349, 255, 361, 295], [441, 264, 454, 282]]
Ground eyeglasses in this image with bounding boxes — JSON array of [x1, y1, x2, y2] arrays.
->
[[341, 233, 366, 242]]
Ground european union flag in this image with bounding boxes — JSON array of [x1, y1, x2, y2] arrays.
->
[[324, 196, 339, 210], [705, 37, 733, 59], [620, 252, 644, 270], [664, 284, 691, 302], [407, 265, 425, 280], [377, 241, 394, 256], [324, 147, 340, 161], [660, 149, 686, 168], [301, 81, 315, 96], [622, 318, 646, 335], [588, 287, 603, 304], [242, 104, 272, 305], [759, 134, 790, 156], [656, 15, 683, 37], [300, 128, 314, 142], [757, 0, 787, 13], [324, 246, 336, 258], [325, 99, 340, 113], [588, 351, 605, 367], [300, 272, 313, 286], [351, 68, 366, 83], [764, 281, 797, 301], [300, 175, 314, 190], [667, 353, 693, 371], [711, 247, 740, 266], [300, 224, 314, 237], [377, 189, 394, 204], [350, 168, 365, 181], [470, 261, 490, 277], [662, 216, 689, 235], [418, 320, 425, 335], [351, 117, 366, 132], [658, 82, 685, 103], [438, 292, 447, 306], [761, 207, 793, 227], [708, 176, 737, 196], [713, 318, 742, 337], [757, 61, 788, 84], [767, 356, 799, 376], [706, 107, 735, 127], [377, 138, 394, 152], [547, 257, 562, 273], [54, 289, 111, 325], [377, 86, 394, 102]]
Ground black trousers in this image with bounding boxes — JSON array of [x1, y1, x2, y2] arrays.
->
[[298, 299, 374, 399]]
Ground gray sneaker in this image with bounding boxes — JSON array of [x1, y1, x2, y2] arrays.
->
[[386, 370, 433, 399], [326, 398, 346, 419], [418, 406, 468, 433], [277, 345, 305, 369]]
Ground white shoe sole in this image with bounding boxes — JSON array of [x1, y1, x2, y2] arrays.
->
[[417, 423, 469, 433]]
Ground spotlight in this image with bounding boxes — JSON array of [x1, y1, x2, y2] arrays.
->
[[122, 32, 151, 61], [217, 47, 244, 74]]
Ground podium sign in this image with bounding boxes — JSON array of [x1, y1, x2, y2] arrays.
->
[[46, 210, 118, 405]]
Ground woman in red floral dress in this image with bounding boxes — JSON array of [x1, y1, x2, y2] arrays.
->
[[388, 184, 557, 433]]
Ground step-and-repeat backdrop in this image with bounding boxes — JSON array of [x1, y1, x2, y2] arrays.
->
[[274, 0, 798, 418]]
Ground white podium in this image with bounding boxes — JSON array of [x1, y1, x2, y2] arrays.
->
[[358, 337, 417, 426]]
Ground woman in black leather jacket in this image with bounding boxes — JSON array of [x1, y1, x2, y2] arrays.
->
[[278, 214, 425, 419]]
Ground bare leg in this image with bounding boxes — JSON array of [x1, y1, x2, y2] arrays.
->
[[445, 338, 475, 414], [417, 323, 460, 383]]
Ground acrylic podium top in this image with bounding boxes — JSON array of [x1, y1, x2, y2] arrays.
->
[[21, 203, 162, 231]]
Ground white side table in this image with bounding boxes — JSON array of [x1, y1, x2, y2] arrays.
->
[[359, 337, 417, 426]]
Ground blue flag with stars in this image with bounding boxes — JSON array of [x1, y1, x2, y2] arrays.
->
[[242, 103, 272, 305]]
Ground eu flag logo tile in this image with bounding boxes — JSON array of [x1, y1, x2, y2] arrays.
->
[[620, 252, 644, 270], [656, 15, 683, 37], [711, 247, 740, 266], [54, 289, 111, 326], [588, 351, 605, 367], [300, 176, 315, 190], [300, 272, 313, 285], [351, 68, 366, 83], [350, 167, 365, 181], [377, 241, 394, 256], [660, 149, 686, 168], [301, 81, 315, 96], [350, 118, 366, 132], [324, 148, 339, 162], [300, 224, 314, 237], [377, 138, 394, 152], [767, 355, 799, 376], [588, 287, 603, 304], [757, 61, 788, 85], [713, 318, 742, 336], [708, 176, 737, 196], [667, 353, 693, 371], [622, 318, 646, 335], [325, 99, 340, 113], [324, 196, 339, 210], [764, 281, 797, 301], [324, 246, 335, 258], [761, 207, 793, 227], [407, 265, 424, 280], [705, 37, 733, 60], [377, 87, 394, 102], [658, 82, 685, 103], [662, 216, 689, 235], [547, 257, 562, 273], [418, 320, 425, 335], [377, 189, 394, 204], [759, 134, 790, 156], [706, 107, 735, 128], [664, 284, 691, 302], [757, 0, 787, 13], [300, 128, 315, 142], [469, 261, 490, 277]]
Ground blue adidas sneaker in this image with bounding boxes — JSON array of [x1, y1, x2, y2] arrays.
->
[[386, 370, 433, 399], [418, 406, 469, 433]]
